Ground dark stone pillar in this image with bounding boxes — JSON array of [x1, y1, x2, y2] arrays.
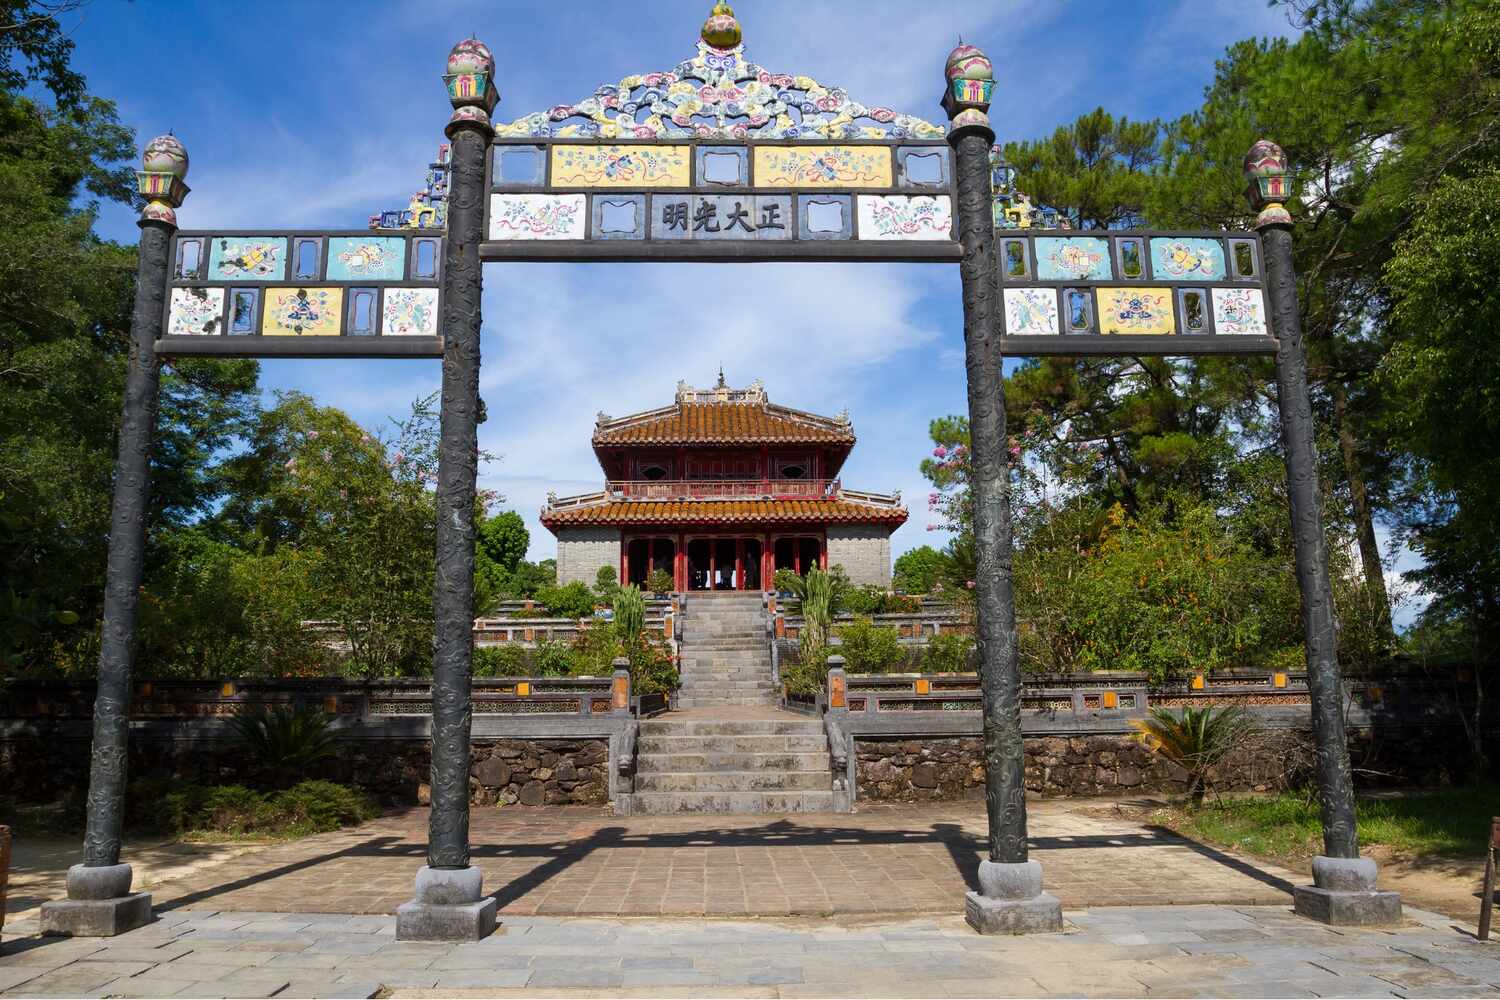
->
[[1245, 139, 1400, 925], [398, 38, 499, 941], [43, 134, 191, 937], [942, 44, 1060, 935]]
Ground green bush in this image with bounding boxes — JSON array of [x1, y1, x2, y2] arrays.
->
[[535, 581, 597, 619], [227, 705, 337, 788], [835, 617, 907, 674], [594, 564, 619, 598], [645, 568, 674, 595], [152, 779, 376, 838], [269, 779, 378, 835], [799, 566, 833, 676], [842, 585, 885, 616], [473, 644, 531, 677], [773, 568, 804, 596], [923, 631, 975, 672], [533, 638, 573, 676]]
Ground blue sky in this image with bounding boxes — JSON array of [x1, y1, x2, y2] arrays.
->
[[72, 0, 1352, 583]]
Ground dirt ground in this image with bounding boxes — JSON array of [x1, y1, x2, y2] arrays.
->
[[1084, 797, 1496, 924]]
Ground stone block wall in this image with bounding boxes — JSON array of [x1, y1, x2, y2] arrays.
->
[[0, 727, 608, 809], [555, 527, 622, 585], [827, 524, 892, 587]]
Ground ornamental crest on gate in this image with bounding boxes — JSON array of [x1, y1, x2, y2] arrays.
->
[[494, 3, 945, 141]]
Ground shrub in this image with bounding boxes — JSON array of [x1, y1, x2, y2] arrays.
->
[[228, 705, 337, 788], [623, 632, 679, 695], [594, 564, 619, 598], [842, 585, 886, 616], [535, 581, 596, 619], [533, 637, 573, 676], [923, 631, 975, 673], [473, 644, 531, 677], [1131, 705, 1254, 805], [799, 566, 833, 674], [613, 584, 645, 643], [826, 564, 854, 613], [645, 568, 674, 595], [773, 568, 804, 596], [268, 779, 377, 835], [836, 617, 906, 674], [153, 779, 375, 838]]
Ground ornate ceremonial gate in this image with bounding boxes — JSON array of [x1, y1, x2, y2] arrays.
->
[[45, 3, 1399, 941]]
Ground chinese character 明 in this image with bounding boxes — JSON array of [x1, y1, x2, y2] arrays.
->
[[692, 200, 720, 232], [661, 201, 689, 231], [758, 202, 786, 230], [725, 201, 755, 233]]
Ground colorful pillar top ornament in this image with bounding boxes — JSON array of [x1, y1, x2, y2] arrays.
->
[[135, 134, 189, 226], [1244, 138, 1292, 228], [940, 42, 994, 132], [700, 1, 742, 50], [444, 37, 498, 137]]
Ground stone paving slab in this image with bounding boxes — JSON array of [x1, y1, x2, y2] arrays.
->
[[5, 802, 1307, 923], [1, 904, 1497, 998]]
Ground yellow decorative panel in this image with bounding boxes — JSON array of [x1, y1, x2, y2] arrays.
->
[[1098, 287, 1175, 336], [548, 144, 690, 187], [262, 288, 343, 337], [753, 145, 892, 188]]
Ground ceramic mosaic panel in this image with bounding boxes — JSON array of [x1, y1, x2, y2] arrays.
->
[[549, 144, 690, 187], [382, 287, 440, 336], [167, 287, 225, 336], [1211, 287, 1269, 336], [1003, 288, 1060, 336], [489, 194, 587, 240], [753, 146, 892, 188], [1150, 237, 1226, 281], [1035, 237, 1112, 281], [855, 195, 952, 241], [262, 287, 343, 337], [207, 237, 286, 281], [1099, 287, 1175, 336], [326, 237, 406, 281]]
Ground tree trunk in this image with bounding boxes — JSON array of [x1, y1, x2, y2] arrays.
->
[[1332, 381, 1394, 642]]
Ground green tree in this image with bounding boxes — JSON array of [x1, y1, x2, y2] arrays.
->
[[892, 545, 952, 595]]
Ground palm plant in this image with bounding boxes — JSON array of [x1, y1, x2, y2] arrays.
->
[[1130, 705, 1252, 806], [613, 584, 645, 644], [228, 704, 338, 788]]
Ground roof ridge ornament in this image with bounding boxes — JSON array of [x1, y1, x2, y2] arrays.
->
[[495, 6, 944, 141]]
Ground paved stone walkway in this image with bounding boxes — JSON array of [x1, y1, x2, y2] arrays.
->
[[1, 903, 1497, 997], [6, 803, 1305, 921]]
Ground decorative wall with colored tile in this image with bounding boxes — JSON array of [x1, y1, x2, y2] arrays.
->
[[995, 230, 1274, 350], [484, 139, 956, 249], [161, 230, 446, 348]]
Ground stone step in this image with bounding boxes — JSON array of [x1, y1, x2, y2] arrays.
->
[[634, 770, 832, 793], [679, 681, 776, 692], [673, 696, 780, 708], [682, 629, 764, 639], [627, 790, 836, 815], [639, 734, 827, 754], [640, 719, 822, 736]]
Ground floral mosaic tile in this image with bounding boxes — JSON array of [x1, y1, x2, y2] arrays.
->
[[855, 196, 952, 240], [1003, 287, 1060, 336], [489, 194, 587, 240], [166, 287, 225, 336], [382, 287, 440, 337], [262, 287, 342, 337]]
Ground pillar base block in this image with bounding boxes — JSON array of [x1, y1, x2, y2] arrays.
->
[[965, 891, 1063, 935], [395, 898, 497, 941], [40, 892, 153, 937], [396, 865, 496, 941], [1293, 885, 1402, 926]]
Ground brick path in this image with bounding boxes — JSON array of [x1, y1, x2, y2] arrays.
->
[[9, 801, 1301, 921], [2, 903, 1497, 997]]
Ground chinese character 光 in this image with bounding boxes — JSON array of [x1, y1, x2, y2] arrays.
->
[[692, 200, 720, 232]]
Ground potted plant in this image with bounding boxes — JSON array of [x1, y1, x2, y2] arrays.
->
[[645, 568, 674, 598]]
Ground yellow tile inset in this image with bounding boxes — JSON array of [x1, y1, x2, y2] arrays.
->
[[549, 144, 690, 187], [1098, 286, 1175, 336], [262, 287, 343, 337], [753, 145, 892, 188]]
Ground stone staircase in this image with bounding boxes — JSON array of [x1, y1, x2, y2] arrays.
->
[[674, 592, 777, 709], [624, 716, 837, 814]]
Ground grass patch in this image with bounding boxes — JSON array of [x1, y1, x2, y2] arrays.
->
[[1156, 786, 1499, 864]]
